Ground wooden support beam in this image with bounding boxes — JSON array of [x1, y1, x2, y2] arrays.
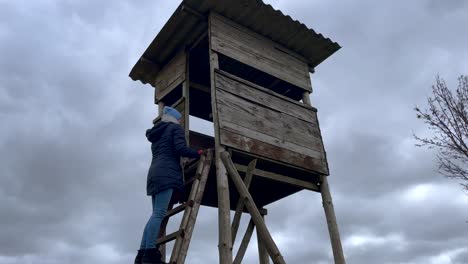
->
[[183, 49, 190, 143], [258, 214, 270, 264], [302, 91, 345, 264], [233, 219, 255, 264], [234, 164, 320, 192], [302, 91, 311, 105], [188, 31, 208, 51], [181, 4, 206, 20], [321, 176, 346, 264], [209, 16, 233, 262], [220, 151, 286, 264], [231, 159, 257, 244]]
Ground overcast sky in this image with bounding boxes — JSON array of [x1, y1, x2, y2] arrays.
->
[[1, 0, 468, 263]]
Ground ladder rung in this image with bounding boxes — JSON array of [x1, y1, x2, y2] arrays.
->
[[184, 174, 201, 186], [184, 160, 199, 174], [156, 229, 185, 246], [165, 200, 194, 219]]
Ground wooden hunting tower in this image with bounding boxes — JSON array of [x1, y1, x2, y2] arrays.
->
[[130, 1, 345, 263]]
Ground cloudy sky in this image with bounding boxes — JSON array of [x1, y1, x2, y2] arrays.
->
[[1, 0, 468, 263]]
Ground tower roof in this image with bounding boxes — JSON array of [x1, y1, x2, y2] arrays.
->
[[130, 0, 341, 86]]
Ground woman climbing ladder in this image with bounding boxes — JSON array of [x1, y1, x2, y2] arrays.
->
[[135, 106, 202, 264]]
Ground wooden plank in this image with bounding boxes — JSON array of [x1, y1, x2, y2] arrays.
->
[[216, 88, 325, 153], [220, 151, 286, 264], [215, 69, 317, 113], [220, 129, 328, 175], [215, 70, 317, 123], [221, 121, 323, 160], [232, 159, 257, 244], [210, 13, 311, 92], [233, 219, 255, 264], [235, 164, 320, 192], [154, 50, 186, 100]]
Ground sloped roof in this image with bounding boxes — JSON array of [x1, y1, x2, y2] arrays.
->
[[130, 0, 341, 85]]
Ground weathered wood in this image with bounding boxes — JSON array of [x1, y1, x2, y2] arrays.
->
[[302, 91, 312, 106], [210, 13, 311, 92], [321, 176, 346, 264], [220, 151, 286, 264], [220, 129, 328, 174], [154, 50, 186, 101], [234, 164, 320, 192], [215, 70, 317, 122], [221, 121, 323, 160], [177, 150, 214, 264], [233, 219, 255, 264], [231, 159, 257, 244], [208, 19, 233, 262], [258, 214, 270, 264], [158, 101, 165, 117], [183, 50, 190, 142], [215, 87, 323, 151]]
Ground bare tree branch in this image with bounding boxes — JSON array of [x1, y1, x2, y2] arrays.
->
[[415, 75, 468, 191]]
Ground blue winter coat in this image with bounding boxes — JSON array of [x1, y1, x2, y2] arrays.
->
[[146, 121, 200, 196]]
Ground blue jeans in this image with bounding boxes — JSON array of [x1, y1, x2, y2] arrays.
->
[[140, 188, 173, 249]]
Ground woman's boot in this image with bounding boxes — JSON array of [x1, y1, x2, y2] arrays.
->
[[142, 248, 166, 264], [134, 249, 144, 264]]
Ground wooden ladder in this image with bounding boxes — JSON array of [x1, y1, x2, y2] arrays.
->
[[156, 149, 213, 264]]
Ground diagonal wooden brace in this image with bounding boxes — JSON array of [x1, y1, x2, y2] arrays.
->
[[233, 218, 255, 264], [220, 151, 286, 264], [231, 159, 257, 244]]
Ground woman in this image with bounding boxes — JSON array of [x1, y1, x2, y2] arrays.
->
[[135, 106, 202, 264]]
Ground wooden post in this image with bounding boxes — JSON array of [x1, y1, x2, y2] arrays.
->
[[183, 48, 190, 143], [303, 91, 345, 264], [320, 176, 346, 264], [257, 211, 270, 264], [209, 13, 233, 263], [158, 101, 165, 116], [220, 151, 286, 264]]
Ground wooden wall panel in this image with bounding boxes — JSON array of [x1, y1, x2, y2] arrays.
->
[[210, 13, 312, 92], [154, 50, 186, 101], [214, 71, 328, 175]]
